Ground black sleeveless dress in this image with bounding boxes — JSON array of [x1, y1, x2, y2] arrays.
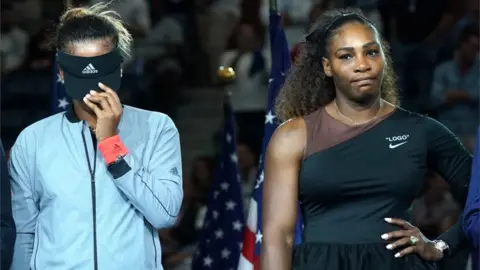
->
[[292, 108, 471, 270]]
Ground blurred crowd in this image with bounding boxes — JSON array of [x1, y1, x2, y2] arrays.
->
[[1, 0, 479, 269]]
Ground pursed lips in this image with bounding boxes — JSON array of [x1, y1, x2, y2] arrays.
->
[[351, 77, 376, 85]]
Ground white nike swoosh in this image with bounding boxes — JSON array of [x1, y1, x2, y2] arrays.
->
[[389, 141, 408, 149]]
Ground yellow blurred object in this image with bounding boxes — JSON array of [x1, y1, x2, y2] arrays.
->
[[217, 66, 236, 83]]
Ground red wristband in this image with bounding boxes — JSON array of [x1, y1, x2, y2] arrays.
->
[[98, 135, 129, 164]]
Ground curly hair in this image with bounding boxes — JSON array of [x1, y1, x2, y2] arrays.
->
[[275, 8, 398, 122]]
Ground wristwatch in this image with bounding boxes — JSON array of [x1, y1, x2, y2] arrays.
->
[[432, 240, 450, 257]]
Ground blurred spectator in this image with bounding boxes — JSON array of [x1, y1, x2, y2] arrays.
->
[[412, 173, 460, 240], [126, 0, 192, 116], [411, 171, 471, 270], [260, 0, 314, 48], [148, 1, 186, 46], [23, 23, 54, 71], [221, 24, 270, 145], [387, 0, 459, 112], [0, 3, 29, 75], [160, 156, 214, 270], [237, 141, 258, 212], [456, 0, 479, 35], [309, 0, 330, 24], [437, 0, 480, 63], [90, 0, 151, 37], [202, 0, 241, 83], [431, 23, 479, 150], [319, 0, 383, 33], [11, 0, 43, 35]]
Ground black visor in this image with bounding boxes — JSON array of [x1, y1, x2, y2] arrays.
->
[[57, 49, 123, 100]]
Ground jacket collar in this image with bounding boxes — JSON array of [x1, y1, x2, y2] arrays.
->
[[65, 105, 81, 123]]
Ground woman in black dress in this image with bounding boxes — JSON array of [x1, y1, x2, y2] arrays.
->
[[261, 8, 472, 270]]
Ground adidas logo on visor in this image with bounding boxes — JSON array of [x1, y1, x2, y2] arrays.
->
[[82, 63, 98, 74]]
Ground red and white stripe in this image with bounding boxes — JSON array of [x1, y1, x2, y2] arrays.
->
[[238, 198, 259, 270]]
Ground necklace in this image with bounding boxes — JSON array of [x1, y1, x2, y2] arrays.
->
[[334, 100, 381, 126]]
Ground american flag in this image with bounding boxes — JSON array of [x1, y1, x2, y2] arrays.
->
[[51, 53, 70, 113], [238, 10, 303, 270], [191, 97, 245, 270]]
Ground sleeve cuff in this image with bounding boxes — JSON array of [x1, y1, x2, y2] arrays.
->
[[98, 135, 129, 164]]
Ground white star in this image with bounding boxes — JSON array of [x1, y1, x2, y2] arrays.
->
[[268, 78, 274, 84], [203, 256, 213, 267], [221, 248, 231, 259], [58, 98, 69, 109], [226, 133, 232, 143], [254, 171, 264, 189], [230, 153, 238, 163], [255, 231, 263, 243], [225, 200, 236, 210], [214, 229, 224, 239], [232, 220, 243, 231], [265, 110, 276, 124], [56, 73, 62, 83], [212, 210, 219, 219], [220, 182, 229, 191], [281, 72, 285, 76], [213, 191, 220, 199]]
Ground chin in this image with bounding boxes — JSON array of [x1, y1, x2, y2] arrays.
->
[[350, 89, 379, 105]]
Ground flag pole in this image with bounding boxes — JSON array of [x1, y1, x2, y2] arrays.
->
[[270, 0, 277, 12], [217, 66, 236, 98]]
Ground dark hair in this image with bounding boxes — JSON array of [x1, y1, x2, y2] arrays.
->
[[275, 8, 398, 122], [53, 3, 132, 58], [456, 23, 480, 47]]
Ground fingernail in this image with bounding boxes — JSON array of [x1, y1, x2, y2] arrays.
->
[[386, 244, 393, 250], [90, 90, 96, 95], [381, 234, 389, 240], [394, 253, 400, 258], [98, 82, 103, 87], [384, 218, 392, 222], [86, 94, 91, 98], [83, 97, 88, 103]]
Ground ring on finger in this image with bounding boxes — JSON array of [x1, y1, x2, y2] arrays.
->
[[409, 236, 420, 245]]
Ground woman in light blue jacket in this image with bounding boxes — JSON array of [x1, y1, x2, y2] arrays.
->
[[9, 3, 183, 270]]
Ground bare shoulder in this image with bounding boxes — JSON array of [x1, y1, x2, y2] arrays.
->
[[267, 118, 307, 158]]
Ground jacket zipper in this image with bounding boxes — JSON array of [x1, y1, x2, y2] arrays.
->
[[90, 160, 98, 270], [82, 127, 98, 270]]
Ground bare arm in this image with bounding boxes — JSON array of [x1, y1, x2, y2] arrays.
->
[[261, 118, 306, 270]]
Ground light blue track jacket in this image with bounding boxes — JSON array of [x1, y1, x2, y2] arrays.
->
[[9, 105, 183, 270]]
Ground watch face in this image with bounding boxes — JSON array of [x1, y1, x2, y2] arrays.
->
[[435, 241, 447, 250]]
